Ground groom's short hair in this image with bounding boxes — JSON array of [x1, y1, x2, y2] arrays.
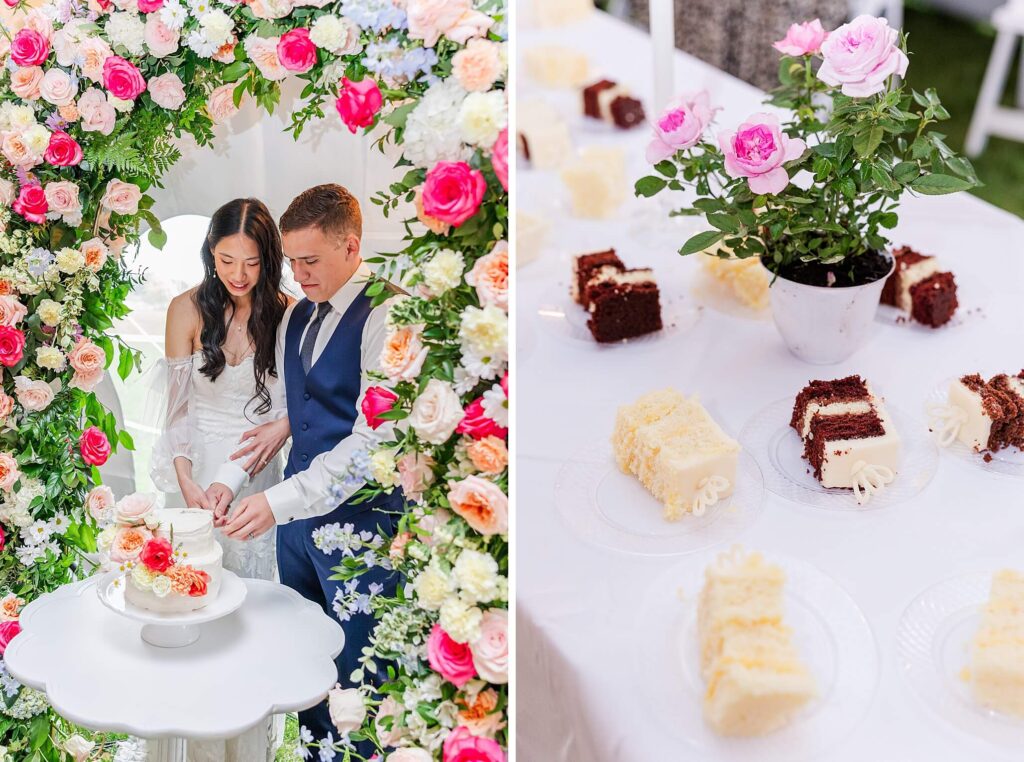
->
[[280, 184, 363, 240]]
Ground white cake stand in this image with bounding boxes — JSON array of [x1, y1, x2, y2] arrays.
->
[[96, 569, 248, 648], [5, 576, 345, 762]]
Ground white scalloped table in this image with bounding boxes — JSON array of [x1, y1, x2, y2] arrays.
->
[[5, 577, 344, 762]]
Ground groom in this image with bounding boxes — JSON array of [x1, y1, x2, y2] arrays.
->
[[209, 184, 404, 749]]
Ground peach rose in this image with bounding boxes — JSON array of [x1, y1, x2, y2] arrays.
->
[[0, 453, 20, 491], [144, 16, 179, 58], [0, 594, 25, 622], [470, 609, 508, 684], [466, 241, 508, 311], [207, 82, 240, 123], [85, 484, 115, 522], [100, 179, 141, 215], [79, 37, 113, 82], [2, 132, 43, 168], [0, 296, 27, 328], [212, 36, 237, 64], [248, 0, 293, 19], [452, 38, 502, 92], [0, 180, 14, 208], [107, 236, 127, 260], [14, 376, 56, 412], [81, 237, 109, 271], [380, 325, 429, 382], [24, 10, 54, 40], [77, 87, 116, 134], [457, 686, 505, 739], [45, 180, 82, 221], [398, 451, 436, 503], [466, 436, 507, 475], [415, 187, 451, 236], [11, 67, 44, 100], [69, 337, 105, 391], [0, 390, 14, 421], [109, 525, 153, 562], [448, 475, 507, 536], [243, 35, 287, 81], [58, 103, 80, 122]]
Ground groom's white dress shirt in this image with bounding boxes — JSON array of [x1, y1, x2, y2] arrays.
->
[[212, 262, 394, 524]]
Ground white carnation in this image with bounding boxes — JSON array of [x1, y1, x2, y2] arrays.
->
[[3, 104, 36, 132], [199, 9, 233, 47], [413, 563, 454, 611], [459, 304, 508, 363], [369, 449, 400, 489], [105, 12, 147, 56], [22, 125, 51, 156], [309, 15, 362, 55], [37, 299, 62, 328], [55, 247, 85, 274], [403, 79, 471, 169], [457, 90, 507, 148], [452, 549, 500, 604], [35, 346, 66, 372], [439, 597, 483, 644], [421, 248, 464, 296]]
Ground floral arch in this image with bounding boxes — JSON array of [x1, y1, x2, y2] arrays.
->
[[0, 0, 508, 758]]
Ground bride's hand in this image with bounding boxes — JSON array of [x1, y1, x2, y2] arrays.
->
[[230, 417, 290, 476], [180, 478, 212, 511]]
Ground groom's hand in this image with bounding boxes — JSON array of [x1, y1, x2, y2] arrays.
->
[[206, 482, 234, 524], [223, 492, 275, 540]]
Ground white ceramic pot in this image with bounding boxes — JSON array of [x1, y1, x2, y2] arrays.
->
[[765, 257, 894, 364]]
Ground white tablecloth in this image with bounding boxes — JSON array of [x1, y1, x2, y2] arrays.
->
[[516, 11, 1024, 762]]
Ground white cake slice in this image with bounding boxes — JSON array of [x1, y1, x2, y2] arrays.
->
[[524, 46, 590, 88], [560, 146, 626, 219], [970, 569, 1024, 717], [518, 99, 572, 170]]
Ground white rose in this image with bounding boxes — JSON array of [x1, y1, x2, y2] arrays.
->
[[40, 69, 78, 107], [98, 526, 118, 550], [457, 90, 507, 148], [309, 15, 362, 55], [151, 575, 171, 597], [421, 248, 464, 296], [408, 379, 463, 445], [131, 563, 155, 589], [414, 563, 455, 611], [63, 734, 95, 762], [55, 247, 85, 274], [387, 750, 432, 762], [35, 346, 66, 371], [452, 549, 500, 604], [327, 685, 366, 735], [105, 12, 147, 56]]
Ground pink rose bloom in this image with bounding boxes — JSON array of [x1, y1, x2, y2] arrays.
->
[[456, 397, 507, 440], [415, 187, 451, 236], [335, 77, 383, 134], [138, 0, 163, 11], [448, 475, 508, 536], [80, 425, 111, 466], [68, 338, 106, 392], [719, 113, 806, 195], [44, 181, 82, 221], [10, 29, 50, 67], [39, 68, 77, 106], [361, 385, 398, 430], [85, 484, 115, 522], [71, 366, 104, 392], [0, 453, 20, 491], [818, 15, 908, 97], [387, 750, 431, 762], [773, 19, 829, 57], [277, 27, 317, 73], [244, 35, 288, 81], [427, 623, 477, 688], [145, 17, 180, 58], [422, 162, 487, 227], [397, 451, 435, 503], [466, 240, 508, 311], [13, 185, 48, 224], [442, 726, 505, 762], [45, 132, 83, 167], [0, 297, 27, 328], [375, 696, 406, 748], [408, 0, 493, 47], [0, 179, 13, 208], [23, 9, 54, 38], [103, 55, 146, 100], [10, 67, 44, 100], [79, 37, 113, 82], [646, 91, 718, 163], [14, 376, 53, 412], [0, 390, 14, 420], [147, 72, 186, 110], [77, 88, 117, 135], [470, 609, 508, 684], [248, 0, 293, 19], [0, 620, 21, 657], [207, 82, 241, 123], [101, 179, 142, 215], [109, 525, 152, 562], [490, 128, 508, 192], [115, 492, 156, 524]]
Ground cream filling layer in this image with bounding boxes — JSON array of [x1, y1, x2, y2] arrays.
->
[[897, 258, 941, 312], [799, 400, 873, 438], [596, 84, 628, 121]]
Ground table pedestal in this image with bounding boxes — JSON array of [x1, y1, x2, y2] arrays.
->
[[147, 738, 186, 762]]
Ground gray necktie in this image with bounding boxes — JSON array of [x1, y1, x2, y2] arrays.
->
[[300, 302, 332, 373]]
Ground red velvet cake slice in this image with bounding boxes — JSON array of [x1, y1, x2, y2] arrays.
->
[[881, 246, 958, 327], [581, 79, 645, 129], [584, 268, 663, 343], [571, 250, 624, 307]]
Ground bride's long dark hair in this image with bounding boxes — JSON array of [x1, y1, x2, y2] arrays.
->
[[193, 198, 287, 418]]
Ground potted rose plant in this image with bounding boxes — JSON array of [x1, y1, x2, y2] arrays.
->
[[636, 15, 979, 363]]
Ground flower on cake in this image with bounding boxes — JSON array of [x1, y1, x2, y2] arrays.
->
[[109, 525, 153, 562]]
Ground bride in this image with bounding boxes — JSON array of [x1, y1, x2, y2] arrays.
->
[[152, 197, 292, 761]]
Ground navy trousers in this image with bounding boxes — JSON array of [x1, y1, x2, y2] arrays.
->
[[277, 495, 400, 754]]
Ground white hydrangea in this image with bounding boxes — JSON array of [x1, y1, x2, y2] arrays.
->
[[421, 248, 464, 296], [403, 79, 472, 169], [414, 562, 455, 611], [105, 12, 147, 56], [452, 549, 500, 604], [131, 563, 155, 590], [309, 15, 362, 55], [35, 346, 66, 372], [439, 597, 483, 644], [457, 90, 507, 148]]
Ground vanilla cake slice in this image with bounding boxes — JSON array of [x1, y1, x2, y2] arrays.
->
[[969, 569, 1024, 717], [698, 548, 816, 736], [612, 389, 739, 520]]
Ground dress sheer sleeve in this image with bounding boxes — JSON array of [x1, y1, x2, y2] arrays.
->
[[149, 356, 199, 493]]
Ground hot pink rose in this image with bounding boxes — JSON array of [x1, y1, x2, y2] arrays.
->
[[80, 425, 111, 466], [147, 72, 186, 110], [44, 131, 83, 167], [719, 113, 806, 195], [138, 0, 163, 11], [422, 162, 486, 227], [77, 87, 117, 135], [448, 475, 508, 536], [457, 397, 507, 440], [0, 620, 21, 656], [11, 29, 50, 67], [102, 55, 146, 100], [277, 27, 317, 72], [442, 726, 505, 762], [13, 185, 48, 224], [491, 128, 508, 192], [818, 15, 908, 97], [0, 296, 27, 327], [335, 77, 383, 134], [773, 19, 829, 57], [427, 623, 476, 688], [0, 328, 25, 367], [470, 608, 508, 684], [362, 386, 398, 430], [646, 91, 718, 163], [0, 528, 5, 553]]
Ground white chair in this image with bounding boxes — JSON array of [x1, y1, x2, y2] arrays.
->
[[849, 0, 904, 30], [965, 0, 1024, 156]]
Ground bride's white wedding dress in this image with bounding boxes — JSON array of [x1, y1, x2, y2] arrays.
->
[[152, 351, 285, 762]]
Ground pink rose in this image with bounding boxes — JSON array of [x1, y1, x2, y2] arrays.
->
[[491, 128, 508, 192], [646, 90, 718, 163], [442, 726, 505, 762], [466, 240, 508, 311], [138, 0, 163, 11], [144, 16, 179, 58], [456, 397, 507, 440], [444, 9, 493, 45], [103, 55, 146, 100], [45, 180, 82, 222], [380, 325, 428, 382], [0, 620, 21, 657], [10, 29, 50, 67], [277, 27, 317, 73], [397, 451, 435, 503], [0, 390, 14, 420], [470, 609, 508, 684], [375, 696, 406, 748], [0, 453, 20, 491], [818, 15, 908, 97], [0, 179, 13, 208], [69, 338, 106, 391], [0, 296, 27, 327], [13, 185, 48, 224], [427, 623, 477, 688], [362, 386, 398, 430], [71, 366, 104, 392], [77, 87, 117, 135], [80, 426, 111, 466], [388, 750, 431, 762], [39, 68, 77, 106], [774, 19, 829, 57], [415, 187, 451, 235], [147, 72, 185, 110], [452, 38, 502, 92], [408, 0, 493, 48], [114, 492, 156, 524], [422, 162, 487, 227], [335, 77, 383, 134], [448, 475, 508, 536], [244, 35, 287, 81], [101, 179, 142, 215], [15, 376, 54, 412], [247, 0, 292, 19], [44, 131, 83, 166], [10, 67, 44, 100], [719, 113, 806, 195], [207, 82, 241, 123], [85, 485, 115, 522]]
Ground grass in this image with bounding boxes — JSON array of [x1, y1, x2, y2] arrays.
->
[[903, 4, 1024, 218], [276, 715, 303, 762]]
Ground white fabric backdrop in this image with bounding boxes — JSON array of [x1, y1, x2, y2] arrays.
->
[[517, 11, 1024, 762]]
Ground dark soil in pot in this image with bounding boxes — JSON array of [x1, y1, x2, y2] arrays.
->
[[768, 249, 892, 288]]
